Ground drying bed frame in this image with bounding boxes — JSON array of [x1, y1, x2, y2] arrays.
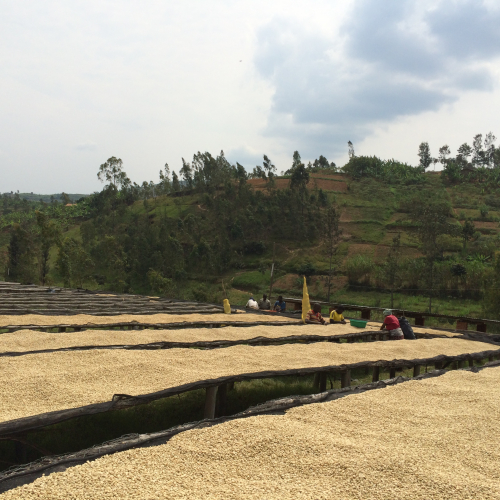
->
[[1, 361, 498, 494], [1, 346, 499, 439]]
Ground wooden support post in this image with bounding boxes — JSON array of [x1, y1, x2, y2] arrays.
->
[[476, 322, 487, 333], [415, 316, 425, 327], [74, 327, 82, 332], [361, 309, 371, 320], [434, 361, 443, 370], [319, 372, 327, 392], [468, 359, 474, 368], [372, 366, 380, 382], [58, 327, 66, 333], [389, 367, 396, 379], [341, 370, 351, 388], [456, 320, 468, 331], [204, 386, 218, 419], [413, 365, 420, 377], [488, 356, 494, 363], [457, 360, 465, 369], [228, 381, 235, 391], [313, 373, 320, 389], [216, 383, 228, 417], [14, 440, 27, 464]]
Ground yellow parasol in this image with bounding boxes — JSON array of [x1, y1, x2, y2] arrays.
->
[[301, 276, 311, 324]]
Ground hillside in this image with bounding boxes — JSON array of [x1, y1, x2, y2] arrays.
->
[[1, 159, 500, 323]]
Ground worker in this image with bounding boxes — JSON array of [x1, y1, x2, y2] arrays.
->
[[380, 309, 404, 340], [258, 293, 271, 310], [245, 296, 259, 310], [330, 306, 346, 324], [274, 295, 286, 312], [306, 303, 326, 325]]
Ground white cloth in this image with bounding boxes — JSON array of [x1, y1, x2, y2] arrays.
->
[[246, 299, 259, 310]]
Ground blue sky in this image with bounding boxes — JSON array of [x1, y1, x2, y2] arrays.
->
[[1, 0, 499, 193]]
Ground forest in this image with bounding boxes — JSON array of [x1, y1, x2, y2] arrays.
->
[[2, 133, 500, 319]]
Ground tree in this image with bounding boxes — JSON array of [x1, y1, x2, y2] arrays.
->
[[438, 145, 450, 166], [322, 205, 342, 302], [6, 223, 37, 284], [35, 211, 60, 285], [290, 152, 309, 192], [97, 157, 129, 189], [234, 162, 248, 186], [462, 219, 475, 251], [312, 155, 336, 172], [348, 141, 355, 159], [171, 171, 181, 192], [61, 192, 71, 205], [382, 233, 402, 308], [456, 143, 473, 166], [180, 158, 194, 189], [418, 142, 432, 170], [408, 197, 460, 312], [284, 150, 303, 175], [484, 253, 500, 319], [472, 134, 485, 167], [56, 238, 94, 288], [262, 155, 277, 186], [159, 163, 171, 195], [484, 132, 496, 166]]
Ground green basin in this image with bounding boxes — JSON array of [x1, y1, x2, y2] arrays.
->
[[349, 319, 368, 328]]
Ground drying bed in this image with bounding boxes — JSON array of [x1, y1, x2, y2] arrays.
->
[[0, 338, 497, 432], [0, 312, 296, 328], [0, 323, 387, 354], [2, 366, 500, 499]]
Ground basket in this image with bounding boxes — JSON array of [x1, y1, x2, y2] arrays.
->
[[349, 319, 368, 328]]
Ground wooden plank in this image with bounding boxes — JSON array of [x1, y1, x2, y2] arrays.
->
[[319, 372, 327, 393], [341, 370, 351, 388], [204, 386, 218, 419]]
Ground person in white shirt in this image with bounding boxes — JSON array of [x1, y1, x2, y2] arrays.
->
[[245, 296, 259, 310]]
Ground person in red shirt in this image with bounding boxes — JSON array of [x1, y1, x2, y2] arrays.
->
[[380, 309, 404, 340], [306, 303, 326, 325]]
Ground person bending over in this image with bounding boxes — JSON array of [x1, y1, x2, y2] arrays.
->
[[306, 303, 326, 325], [245, 296, 259, 310], [380, 309, 404, 340]]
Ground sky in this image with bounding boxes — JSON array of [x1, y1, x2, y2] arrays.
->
[[1, 0, 500, 194]]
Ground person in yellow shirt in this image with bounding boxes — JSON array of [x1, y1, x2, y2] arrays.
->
[[329, 306, 346, 324]]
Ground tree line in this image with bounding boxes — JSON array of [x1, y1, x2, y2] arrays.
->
[[2, 138, 500, 318]]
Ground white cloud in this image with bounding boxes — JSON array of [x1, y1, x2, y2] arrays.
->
[[0, 0, 499, 192]]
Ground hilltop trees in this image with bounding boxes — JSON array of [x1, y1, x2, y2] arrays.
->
[[418, 142, 433, 170], [97, 157, 130, 189]]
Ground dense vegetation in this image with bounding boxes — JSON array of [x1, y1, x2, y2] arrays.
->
[[2, 133, 500, 319]]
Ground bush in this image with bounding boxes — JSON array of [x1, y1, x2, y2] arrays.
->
[[480, 205, 489, 218], [243, 241, 266, 255], [345, 254, 374, 285], [297, 262, 316, 283]]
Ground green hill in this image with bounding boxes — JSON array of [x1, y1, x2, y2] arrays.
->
[[1, 151, 500, 325]]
